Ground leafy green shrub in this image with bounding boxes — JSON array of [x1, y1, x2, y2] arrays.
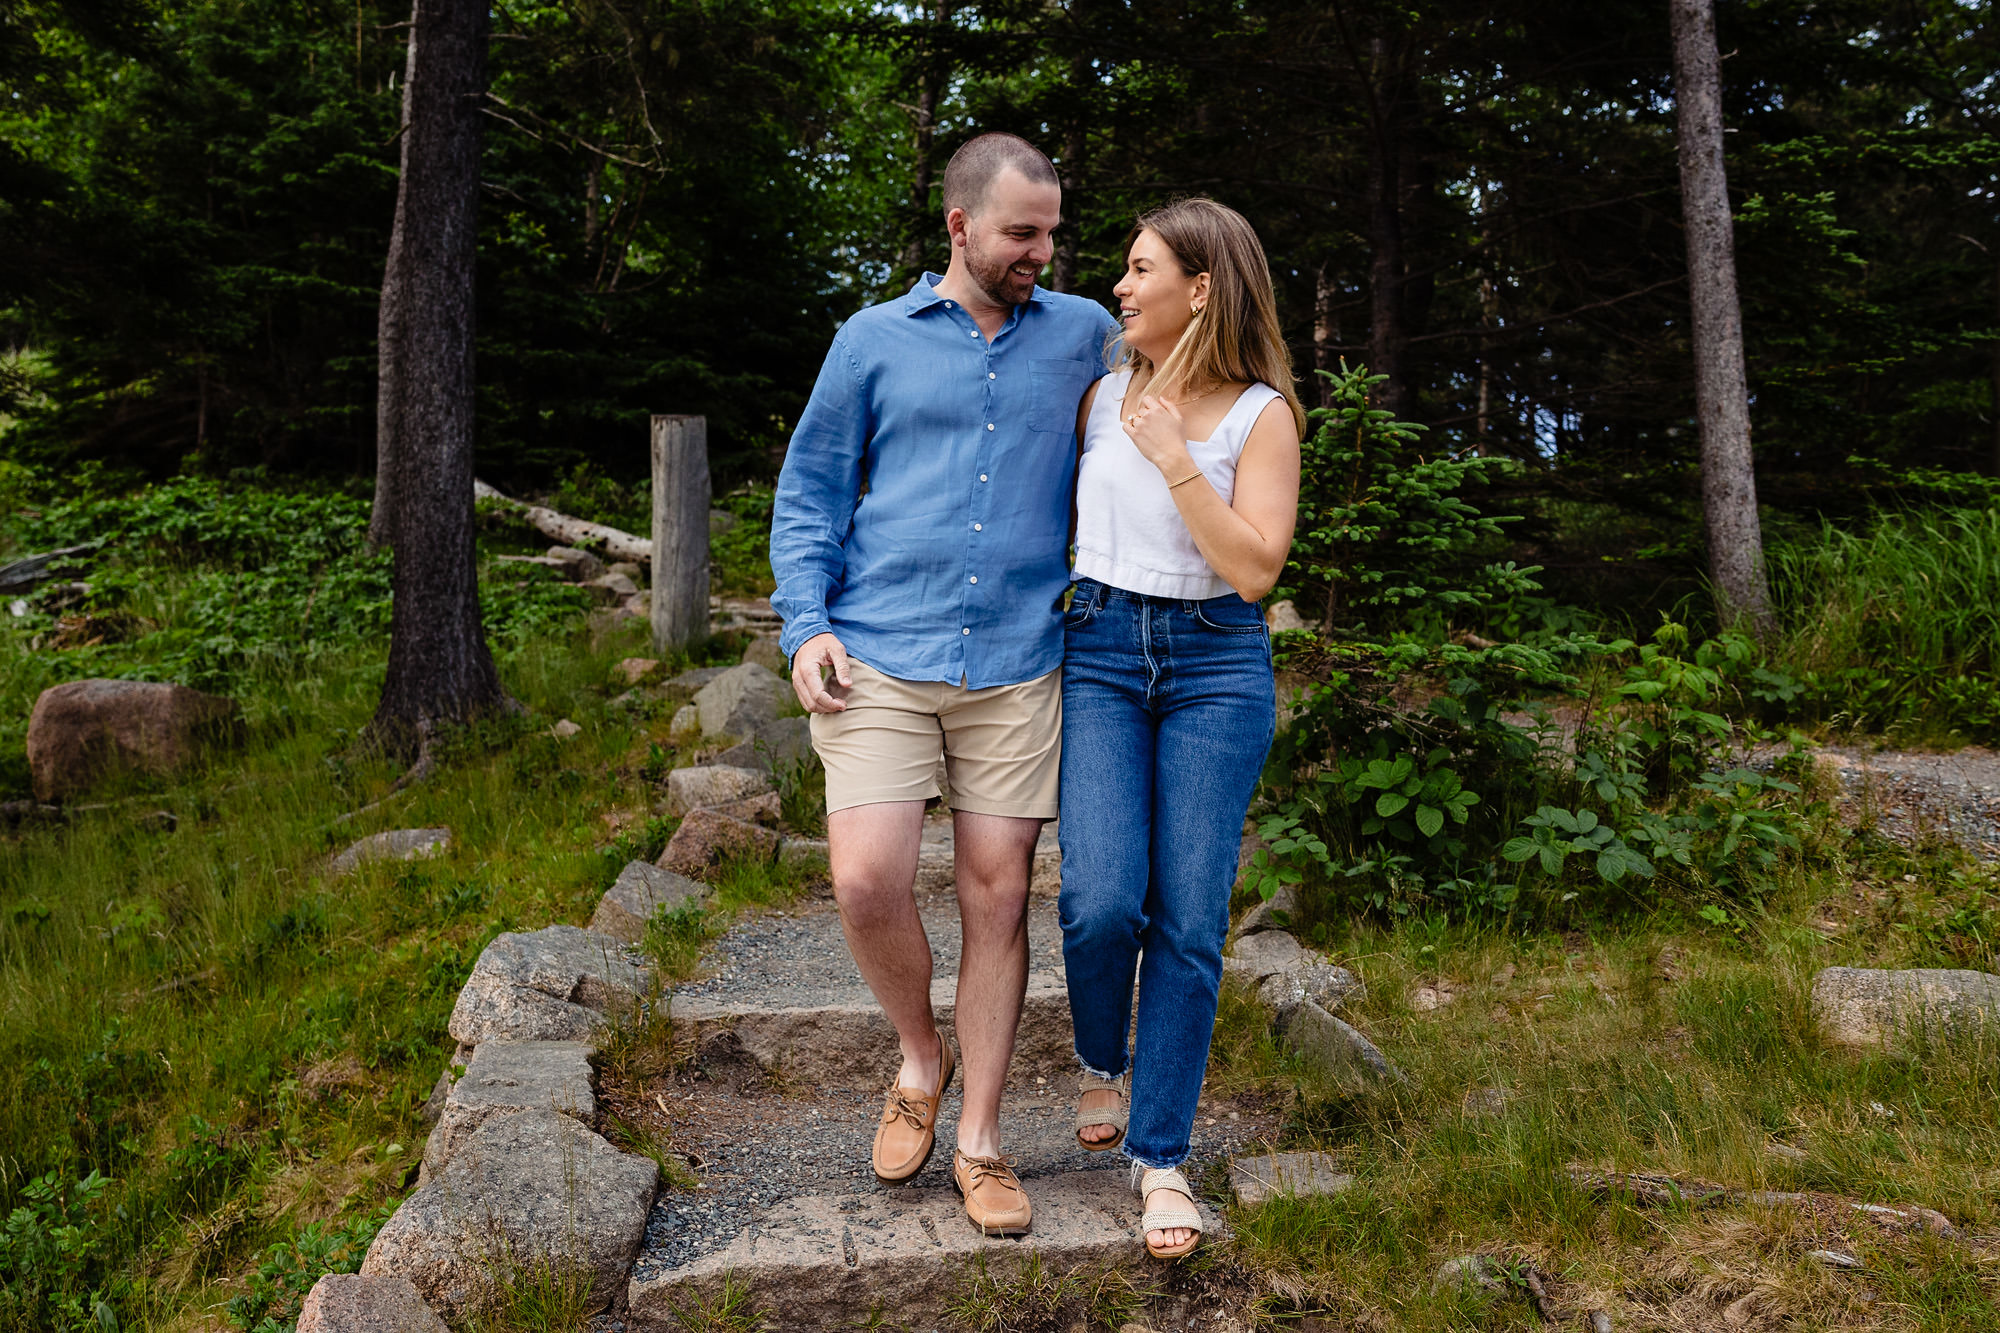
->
[[1251, 371, 1819, 920], [0, 1169, 119, 1333], [225, 1207, 391, 1332]]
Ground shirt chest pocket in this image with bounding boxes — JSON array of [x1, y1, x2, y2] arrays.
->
[[1027, 358, 1091, 434]]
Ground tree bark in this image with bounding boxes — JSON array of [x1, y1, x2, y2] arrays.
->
[[650, 416, 711, 653], [366, 0, 507, 760], [896, 2, 951, 282], [1365, 37, 1409, 418], [1051, 61, 1088, 295], [1990, 256, 2000, 476], [1313, 261, 1338, 407], [1670, 0, 1774, 635], [367, 12, 420, 551]]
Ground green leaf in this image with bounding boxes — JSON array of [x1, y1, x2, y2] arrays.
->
[[1414, 804, 1444, 838], [1375, 791, 1410, 817], [1501, 836, 1540, 863]]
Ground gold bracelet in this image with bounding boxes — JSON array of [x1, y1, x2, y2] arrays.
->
[[1167, 470, 1203, 490]]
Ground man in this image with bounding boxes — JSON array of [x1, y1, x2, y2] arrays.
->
[[770, 132, 1117, 1237]]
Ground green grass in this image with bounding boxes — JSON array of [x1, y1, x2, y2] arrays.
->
[[1211, 864, 2000, 1331], [1767, 505, 2000, 743]]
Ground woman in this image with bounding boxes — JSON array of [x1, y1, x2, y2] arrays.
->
[[1059, 197, 1304, 1259]]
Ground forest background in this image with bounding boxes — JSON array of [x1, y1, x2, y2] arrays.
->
[[5, 0, 2000, 1330]]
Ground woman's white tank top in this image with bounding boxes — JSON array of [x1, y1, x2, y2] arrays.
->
[[1073, 368, 1283, 600]]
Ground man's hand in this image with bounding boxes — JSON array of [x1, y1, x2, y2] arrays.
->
[[790, 632, 854, 713]]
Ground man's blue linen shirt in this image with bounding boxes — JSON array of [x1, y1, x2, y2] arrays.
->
[[771, 276, 1119, 689]]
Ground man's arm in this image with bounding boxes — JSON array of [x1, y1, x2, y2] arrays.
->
[[770, 334, 869, 710]]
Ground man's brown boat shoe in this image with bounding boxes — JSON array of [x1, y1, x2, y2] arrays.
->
[[871, 1026, 955, 1184], [951, 1150, 1032, 1236]]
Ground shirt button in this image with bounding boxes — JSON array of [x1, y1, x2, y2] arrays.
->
[[961, 627, 971, 635], [988, 372, 996, 379], [969, 576, 978, 584], [944, 300, 954, 307], [969, 330, 979, 337], [986, 423, 995, 431], [979, 474, 988, 482], [973, 523, 983, 532]]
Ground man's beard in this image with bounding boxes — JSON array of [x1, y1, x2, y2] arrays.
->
[[965, 238, 1037, 307]]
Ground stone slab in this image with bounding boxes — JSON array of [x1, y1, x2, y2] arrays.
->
[[625, 1170, 1220, 1332], [665, 893, 1073, 1088], [297, 1272, 448, 1332], [671, 974, 1074, 1091], [590, 862, 705, 944], [422, 1041, 597, 1180], [363, 1108, 656, 1322], [329, 828, 452, 877], [664, 764, 772, 816], [449, 925, 650, 1045], [1228, 1151, 1355, 1206], [1811, 966, 2000, 1049], [1282, 1000, 1401, 1083]]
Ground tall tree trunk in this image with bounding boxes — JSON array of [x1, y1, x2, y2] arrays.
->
[[366, 0, 507, 760], [1051, 111, 1085, 293], [896, 2, 951, 281], [1051, 54, 1089, 295], [1670, 0, 1774, 635], [1365, 38, 1408, 418], [367, 21, 420, 551], [1990, 255, 2000, 475], [1313, 261, 1338, 407]]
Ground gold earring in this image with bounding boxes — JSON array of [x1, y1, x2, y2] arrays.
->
[[1190, 302, 1203, 317]]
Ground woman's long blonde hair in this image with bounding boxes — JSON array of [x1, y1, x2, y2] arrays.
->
[[1113, 197, 1307, 438]]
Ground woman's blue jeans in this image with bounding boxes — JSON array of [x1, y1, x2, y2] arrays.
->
[[1058, 576, 1276, 1169]]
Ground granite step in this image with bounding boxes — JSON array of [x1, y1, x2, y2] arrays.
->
[[619, 1065, 1272, 1331], [667, 890, 1076, 1090]]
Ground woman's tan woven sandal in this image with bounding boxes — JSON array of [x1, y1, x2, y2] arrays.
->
[[1131, 1163, 1202, 1259], [1074, 1071, 1128, 1152]]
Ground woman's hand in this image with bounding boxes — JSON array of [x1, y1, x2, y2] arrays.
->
[[1120, 395, 1194, 478]]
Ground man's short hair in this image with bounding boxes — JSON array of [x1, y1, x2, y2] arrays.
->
[[941, 133, 1059, 219]]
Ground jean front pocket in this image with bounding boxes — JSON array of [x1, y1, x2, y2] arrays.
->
[[1191, 597, 1267, 635]]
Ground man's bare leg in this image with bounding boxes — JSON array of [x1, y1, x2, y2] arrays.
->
[[828, 800, 943, 1091], [950, 811, 1040, 1159]]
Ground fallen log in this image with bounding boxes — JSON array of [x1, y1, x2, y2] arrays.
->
[[473, 480, 651, 565], [1563, 1164, 1959, 1239], [0, 543, 98, 596]]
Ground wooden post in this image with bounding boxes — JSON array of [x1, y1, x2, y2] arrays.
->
[[650, 415, 710, 653]]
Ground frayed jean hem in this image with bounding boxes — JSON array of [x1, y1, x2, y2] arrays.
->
[[1123, 1145, 1193, 1172], [1074, 1048, 1126, 1082]]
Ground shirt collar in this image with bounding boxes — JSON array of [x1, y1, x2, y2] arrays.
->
[[903, 272, 1052, 316]]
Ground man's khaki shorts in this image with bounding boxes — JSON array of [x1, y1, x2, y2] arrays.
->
[[809, 661, 1061, 819]]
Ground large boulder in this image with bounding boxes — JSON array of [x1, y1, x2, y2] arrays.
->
[[664, 764, 771, 815], [421, 1041, 596, 1181], [448, 926, 650, 1046], [692, 662, 787, 739], [709, 716, 812, 772], [26, 679, 242, 801], [658, 809, 780, 880], [1811, 966, 2000, 1049], [362, 1108, 656, 1321], [589, 861, 704, 943], [297, 1273, 448, 1333]]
